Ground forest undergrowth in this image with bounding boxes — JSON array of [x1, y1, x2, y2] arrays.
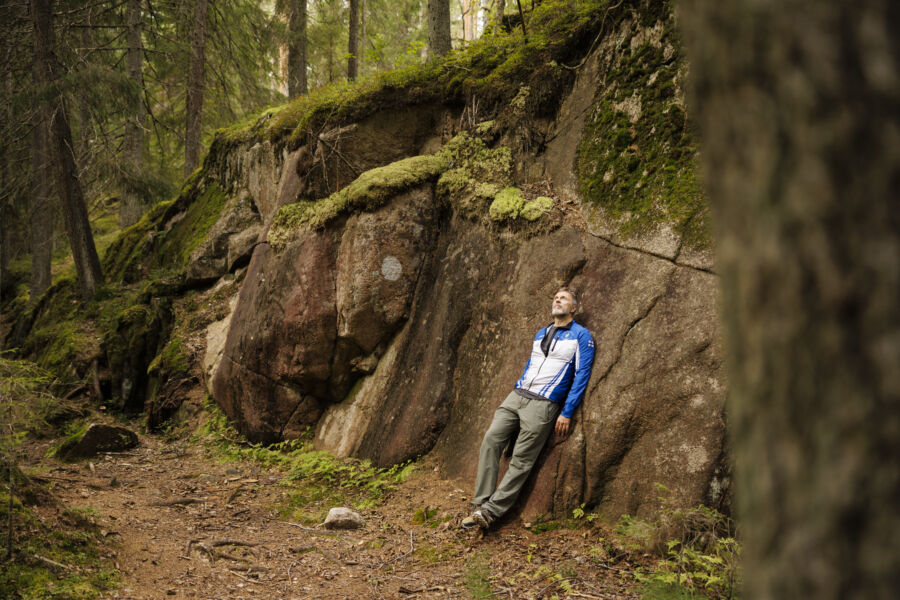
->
[[2, 356, 739, 600]]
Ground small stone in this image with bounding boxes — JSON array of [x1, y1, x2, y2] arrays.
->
[[323, 507, 365, 530]]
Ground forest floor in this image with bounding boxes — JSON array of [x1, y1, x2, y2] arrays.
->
[[19, 424, 650, 600]]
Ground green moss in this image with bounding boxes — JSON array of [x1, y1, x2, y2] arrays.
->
[[489, 187, 526, 221], [208, 0, 621, 153], [147, 337, 188, 378], [101, 199, 177, 284], [157, 182, 229, 266], [269, 154, 448, 248], [575, 1, 710, 247], [0, 486, 119, 599], [49, 420, 90, 460], [521, 196, 554, 221]]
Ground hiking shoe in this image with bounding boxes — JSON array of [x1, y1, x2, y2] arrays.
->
[[461, 508, 494, 530]]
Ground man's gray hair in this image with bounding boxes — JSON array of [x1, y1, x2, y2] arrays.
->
[[556, 286, 579, 307]]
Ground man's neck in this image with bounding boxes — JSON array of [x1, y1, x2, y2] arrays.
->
[[553, 315, 574, 328]]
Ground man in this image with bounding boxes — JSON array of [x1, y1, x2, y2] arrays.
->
[[462, 287, 595, 530]]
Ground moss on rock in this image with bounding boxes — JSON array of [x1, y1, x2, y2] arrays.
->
[[521, 196, 555, 221], [269, 153, 448, 248], [489, 187, 526, 221], [489, 189, 555, 222], [575, 0, 710, 247]]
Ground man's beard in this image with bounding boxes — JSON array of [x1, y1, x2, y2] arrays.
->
[[551, 307, 571, 317]]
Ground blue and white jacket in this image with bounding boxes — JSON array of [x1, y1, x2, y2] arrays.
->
[[514, 320, 595, 418]]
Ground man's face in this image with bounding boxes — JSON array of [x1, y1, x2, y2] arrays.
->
[[551, 290, 576, 318]]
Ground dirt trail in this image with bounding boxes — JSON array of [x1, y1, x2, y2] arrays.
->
[[33, 433, 642, 599]]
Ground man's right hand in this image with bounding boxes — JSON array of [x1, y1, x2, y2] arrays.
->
[[555, 415, 571, 437]]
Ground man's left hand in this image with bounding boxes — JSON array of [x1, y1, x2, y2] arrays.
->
[[555, 415, 571, 437]]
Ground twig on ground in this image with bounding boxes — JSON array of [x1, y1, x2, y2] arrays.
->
[[149, 498, 204, 507], [384, 530, 415, 565], [33, 555, 70, 572], [226, 486, 243, 504], [231, 508, 250, 517], [210, 540, 259, 548]]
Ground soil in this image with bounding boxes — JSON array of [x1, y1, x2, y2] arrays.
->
[[25, 431, 646, 599]]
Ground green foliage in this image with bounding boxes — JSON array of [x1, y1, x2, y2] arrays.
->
[[215, 0, 620, 152], [0, 356, 66, 467], [0, 490, 119, 599], [196, 402, 415, 523], [464, 549, 493, 599], [622, 487, 741, 599]]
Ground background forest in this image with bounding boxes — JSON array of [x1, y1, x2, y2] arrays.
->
[[0, 0, 497, 304]]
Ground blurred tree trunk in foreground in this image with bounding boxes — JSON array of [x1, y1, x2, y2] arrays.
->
[[681, 0, 900, 598], [30, 0, 103, 302]]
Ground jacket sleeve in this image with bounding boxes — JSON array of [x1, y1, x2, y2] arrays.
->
[[561, 330, 595, 418]]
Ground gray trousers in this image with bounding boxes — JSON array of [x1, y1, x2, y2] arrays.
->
[[474, 391, 560, 519]]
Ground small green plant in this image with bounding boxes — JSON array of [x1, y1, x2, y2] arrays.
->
[[623, 486, 741, 599], [196, 401, 417, 522]]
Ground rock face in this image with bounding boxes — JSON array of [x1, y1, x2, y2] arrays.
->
[[214, 197, 726, 518], [208, 5, 727, 519]]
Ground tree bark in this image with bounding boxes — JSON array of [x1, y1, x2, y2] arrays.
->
[[347, 0, 359, 81], [184, 0, 208, 178], [426, 0, 451, 57], [30, 0, 103, 302], [29, 112, 52, 302], [287, 0, 307, 98], [0, 66, 11, 299], [121, 0, 145, 227], [680, 0, 900, 597]]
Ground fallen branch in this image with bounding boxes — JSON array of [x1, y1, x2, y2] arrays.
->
[[33, 554, 71, 572], [210, 539, 260, 548], [149, 498, 204, 507]]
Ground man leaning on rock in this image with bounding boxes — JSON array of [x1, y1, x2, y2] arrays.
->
[[462, 287, 595, 530]]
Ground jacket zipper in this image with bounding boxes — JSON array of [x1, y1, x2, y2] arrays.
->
[[527, 326, 555, 391]]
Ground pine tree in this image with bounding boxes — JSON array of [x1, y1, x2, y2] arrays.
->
[[29, 0, 103, 301], [426, 0, 451, 57]]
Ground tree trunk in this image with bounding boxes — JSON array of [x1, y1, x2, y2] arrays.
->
[[680, 0, 900, 598], [347, 0, 359, 81], [360, 0, 366, 62], [0, 68, 11, 299], [287, 0, 307, 98], [29, 113, 52, 302], [184, 0, 208, 178], [121, 0, 145, 227], [30, 0, 103, 302], [426, 0, 451, 57]]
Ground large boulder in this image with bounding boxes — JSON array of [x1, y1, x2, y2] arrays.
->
[[56, 424, 139, 460], [212, 184, 438, 443]]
